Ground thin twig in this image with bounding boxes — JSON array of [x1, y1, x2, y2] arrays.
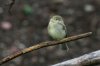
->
[[7, 0, 15, 15], [0, 32, 92, 65]]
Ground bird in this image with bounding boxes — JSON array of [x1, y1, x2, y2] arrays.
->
[[47, 15, 69, 51]]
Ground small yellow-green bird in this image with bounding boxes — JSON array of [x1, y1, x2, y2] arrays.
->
[[48, 15, 69, 51]]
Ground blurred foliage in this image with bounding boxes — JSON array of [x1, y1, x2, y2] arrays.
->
[[0, 0, 100, 66], [22, 4, 33, 16]]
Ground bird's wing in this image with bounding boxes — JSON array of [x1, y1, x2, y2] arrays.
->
[[58, 22, 67, 33]]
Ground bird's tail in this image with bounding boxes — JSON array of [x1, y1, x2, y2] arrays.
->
[[59, 43, 69, 51]]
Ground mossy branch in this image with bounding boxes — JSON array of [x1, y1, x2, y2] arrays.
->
[[0, 32, 92, 65]]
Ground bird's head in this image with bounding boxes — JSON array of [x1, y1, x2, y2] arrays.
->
[[50, 15, 63, 23]]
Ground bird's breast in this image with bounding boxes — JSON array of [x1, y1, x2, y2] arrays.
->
[[48, 24, 66, 40]]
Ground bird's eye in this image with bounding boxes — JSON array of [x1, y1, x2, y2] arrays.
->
[[55, 18, 58, 20], [55, 19, 57, 20]]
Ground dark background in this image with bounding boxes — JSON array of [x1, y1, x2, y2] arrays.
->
[[0, 0, 100, 66]]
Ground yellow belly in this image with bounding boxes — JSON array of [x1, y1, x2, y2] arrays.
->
[[48, 28, 66, 40]]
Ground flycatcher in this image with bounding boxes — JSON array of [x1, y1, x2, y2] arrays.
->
[[48, 15, 69, 51]]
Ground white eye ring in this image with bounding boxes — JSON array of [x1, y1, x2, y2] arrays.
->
[[55, 18, 58, 20], [55, 18, 59, 21]]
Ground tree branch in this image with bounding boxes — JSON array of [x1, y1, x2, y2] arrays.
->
[[51, 50, 100, 66], [0, 32, 92, 65], [6, 0, 15, 15]]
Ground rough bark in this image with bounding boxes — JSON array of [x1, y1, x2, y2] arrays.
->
[[52, 50, 100, 66]]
